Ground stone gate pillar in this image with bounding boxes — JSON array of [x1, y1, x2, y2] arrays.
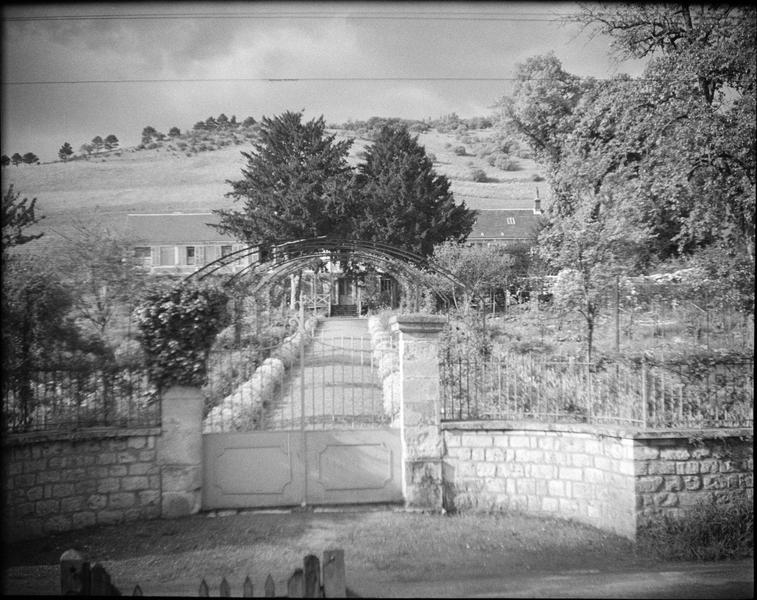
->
[[158, 386, 204, 518], [390, 314, 446, 510]]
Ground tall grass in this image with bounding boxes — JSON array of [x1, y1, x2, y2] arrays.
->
[[637, 496, 754, 561]]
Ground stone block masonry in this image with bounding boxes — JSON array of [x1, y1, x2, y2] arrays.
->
[[442, 422, 637, 538], [634, 430, 753, 526], [442, 422, 753, 540], [2, 428, 161, 542]]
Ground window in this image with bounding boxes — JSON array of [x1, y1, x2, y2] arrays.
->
[[221, 245, 233, 257], [134, 247, 151, 266], [186, 246, 195, 266], [159, 246, 175, 266], [506, 217, 516, 225]]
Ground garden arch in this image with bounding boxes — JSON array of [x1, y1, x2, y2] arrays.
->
[[185, 237, 472, 311]]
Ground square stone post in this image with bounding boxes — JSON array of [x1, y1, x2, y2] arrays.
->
[[158, 386, 204, 518], [390, 314, 446, 510]]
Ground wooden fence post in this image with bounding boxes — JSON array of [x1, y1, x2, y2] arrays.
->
[[322, 549, 346, 598], [288, 568, 305, 597], [303, 554, 321, 597], [60, 549, 90, 595]]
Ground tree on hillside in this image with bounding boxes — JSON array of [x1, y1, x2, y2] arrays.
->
[[79, 143, 94, 158], [1, 155, 10, 167], [193, 121, 207, 131], [168, 126, 181, 137], [216, 113, 229, 129], [242, 117, 256, 128], [2, 185, 44, 258], [91, 136, 104, 153], [353, 124, 476, 257], [141, 126, 159, 145], [11, 153, 23, 167], [21, 152, 39, 165], [104, 134, 119, 150], [215, 111, 355, 248], [58, 143, 74, 161]]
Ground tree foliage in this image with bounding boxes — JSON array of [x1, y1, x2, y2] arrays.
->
[[2, 185, 44, 257], [58, 142, 74, 161], [215, 111, 355, 247], [134, 283, 230, 390], [353, 125, 476, 257], [502, 5, 755, 316]]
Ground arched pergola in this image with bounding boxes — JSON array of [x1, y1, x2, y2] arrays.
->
[[184, 237, 470, 307]]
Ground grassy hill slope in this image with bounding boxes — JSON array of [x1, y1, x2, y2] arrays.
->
[[3, 123, 549, 252]]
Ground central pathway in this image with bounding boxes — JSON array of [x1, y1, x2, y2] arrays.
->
[[264, 317, 388, 429]]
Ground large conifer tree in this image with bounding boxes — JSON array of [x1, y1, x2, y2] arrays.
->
[[354, 125, 476, 257], [215, 111, 355, 247]]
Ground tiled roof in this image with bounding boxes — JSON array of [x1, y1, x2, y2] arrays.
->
[[125, 213, 236, 244], [470, 209, 543, 241]]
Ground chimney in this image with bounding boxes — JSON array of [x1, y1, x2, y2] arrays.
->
[[534, 187, 541, 214]]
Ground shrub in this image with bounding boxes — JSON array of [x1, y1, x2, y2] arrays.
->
[[470, 168, 488, 182], [494, 154, 519, 171], [427, 152, 437, 163], [134, 283, 230, 390], [637, 496, 754, 561], [453, 145, 467, 156]]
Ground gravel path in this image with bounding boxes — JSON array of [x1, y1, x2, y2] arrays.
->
[[264, 318, 388, 429]]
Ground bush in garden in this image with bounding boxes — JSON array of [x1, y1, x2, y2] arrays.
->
[[133, 282, 230, 391], [470, 168, 488, 182]]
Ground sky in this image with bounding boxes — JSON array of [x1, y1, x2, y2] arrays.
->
[[1, 2, 648, 163]]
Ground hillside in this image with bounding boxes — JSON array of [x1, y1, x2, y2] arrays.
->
[[3, 121, 549, 252]]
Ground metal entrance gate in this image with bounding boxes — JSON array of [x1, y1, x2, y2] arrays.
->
[[202, 328, 403, 509]]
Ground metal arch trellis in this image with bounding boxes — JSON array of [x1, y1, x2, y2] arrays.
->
[[182, 237, 472, 305]]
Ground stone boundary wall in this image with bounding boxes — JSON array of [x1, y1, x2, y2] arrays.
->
[[442, 422, 753, 540], [634, 430, 753, 526], [442, 422, 637, 538], [2, 428, 162, 542]]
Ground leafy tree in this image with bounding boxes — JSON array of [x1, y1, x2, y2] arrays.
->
[[11, 153, 23, 166], [353, 124, 476, 257], [242, 116, 256, 128], [168, 126, 182, 137], [50, 219, 142, 341], [141, 126, 159, 145], [216, 113, 229, 128], [2, 185, 44, 257], [58, 142, 74, 161], [91, 136, 104, 153], [193, 121, 207, 131], [215, 111, 355, 247], [104, 134, 119, 150], [1, 155, 10, 167], [79, 143, 94, 158], [433, 241, 513, 312], [502, 5, 755, 314], [205, 116, 218, 130]]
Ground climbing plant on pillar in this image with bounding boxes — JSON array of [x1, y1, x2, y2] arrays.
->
[[133, 282, 230, 391]]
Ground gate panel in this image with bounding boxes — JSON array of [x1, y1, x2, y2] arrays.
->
[[306, 429, 403, 505], [203, 431, 305, 509]]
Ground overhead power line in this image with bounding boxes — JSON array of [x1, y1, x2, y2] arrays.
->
[[4, 11, 578, 23]]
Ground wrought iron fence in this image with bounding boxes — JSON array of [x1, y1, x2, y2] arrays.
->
[[2, 366, 160, 434], [440, 353, 753, 429]]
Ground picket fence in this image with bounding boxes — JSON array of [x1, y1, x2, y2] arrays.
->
[[60, 548, 347, 597]]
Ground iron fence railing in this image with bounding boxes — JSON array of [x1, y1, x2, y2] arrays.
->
[[440, 353, 753, 429], [2, 366, 160, 434]]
